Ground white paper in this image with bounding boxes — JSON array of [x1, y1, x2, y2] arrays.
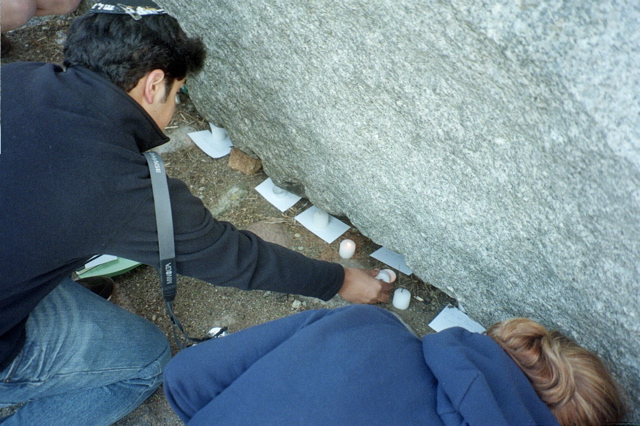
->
[[255, 178, 301, 212], [429, 304, 486, 333], [188, 128, 233, 159], [295, 206, 350, 244], [370, 247, 412, 275]]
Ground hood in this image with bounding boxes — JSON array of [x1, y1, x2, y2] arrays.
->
[[422, 327, 559, 426]]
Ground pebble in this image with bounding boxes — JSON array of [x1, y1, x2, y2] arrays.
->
[[292, 300, 302, 309]]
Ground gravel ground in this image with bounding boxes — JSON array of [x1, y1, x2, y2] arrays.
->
[[2, 14, 454, 425]]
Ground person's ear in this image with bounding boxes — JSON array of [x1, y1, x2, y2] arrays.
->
[[142, 69, 167, 105]]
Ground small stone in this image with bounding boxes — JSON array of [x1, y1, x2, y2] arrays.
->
[[292, 300, 302, 309], [228, 147, 262, 175]]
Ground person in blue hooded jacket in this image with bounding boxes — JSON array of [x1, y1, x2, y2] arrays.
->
[[163, 305, 625, 425]]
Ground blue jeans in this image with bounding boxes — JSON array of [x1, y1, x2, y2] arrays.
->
[[0, 278, 171, 425]]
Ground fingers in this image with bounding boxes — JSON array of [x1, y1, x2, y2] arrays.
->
[[376, 269, 397, 302], [373, 277, 393, 303], [339, 267, 397, 304], [376, 289, 390, 303]]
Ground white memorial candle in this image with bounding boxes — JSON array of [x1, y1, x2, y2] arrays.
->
[[210, 125, 228, 142], [272, 185, 286, 198], [339, 239, 356, 259], [381, 269, 396, 282], [375, 270, 392, 283], [313, 209, 330, 228], [375, 269, 396, 283], [393, 288, 411, 310]]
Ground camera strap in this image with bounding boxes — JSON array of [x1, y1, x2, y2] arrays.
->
[[144, 152, 225, 349]]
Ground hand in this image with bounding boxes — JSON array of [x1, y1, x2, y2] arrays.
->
[[338, 268, 394, 304]]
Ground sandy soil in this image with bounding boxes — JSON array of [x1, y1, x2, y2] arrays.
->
[[2, 14, 454, 424]]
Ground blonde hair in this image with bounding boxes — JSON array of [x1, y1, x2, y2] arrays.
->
[[486, 318, 625, 426]]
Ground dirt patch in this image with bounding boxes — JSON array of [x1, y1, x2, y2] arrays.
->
[[2, 15, 454, 424]]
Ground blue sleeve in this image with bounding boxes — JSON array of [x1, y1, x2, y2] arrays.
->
[[165, 306, 437, 425], [163, 308, 337, 422]]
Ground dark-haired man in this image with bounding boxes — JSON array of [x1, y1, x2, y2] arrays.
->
[[0, 1, 391, 423]]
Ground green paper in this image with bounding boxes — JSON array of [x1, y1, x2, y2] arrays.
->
[[76, 257, 141, 278]]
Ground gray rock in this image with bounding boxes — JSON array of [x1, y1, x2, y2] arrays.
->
[[209, 185, 249, 217], [162, 0, 640, 419], [154, 125, 197, 154]]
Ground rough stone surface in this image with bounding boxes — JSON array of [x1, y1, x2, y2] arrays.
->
[[162, 0, 640, 419], [156, 125, 197, 154]]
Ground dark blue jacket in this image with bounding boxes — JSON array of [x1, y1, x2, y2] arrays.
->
[[0, 62, 344, 370], [164, 305, 559, 425]]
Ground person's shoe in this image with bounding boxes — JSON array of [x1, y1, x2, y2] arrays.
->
[[77, 276, 115, 300], [1, 34, 11, 56]]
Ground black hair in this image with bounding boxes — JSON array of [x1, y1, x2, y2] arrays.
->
[[63, 13, 206, 93]]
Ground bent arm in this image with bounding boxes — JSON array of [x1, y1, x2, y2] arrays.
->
[[163, 308, 337, 422]]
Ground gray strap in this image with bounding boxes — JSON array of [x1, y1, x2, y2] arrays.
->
[[144, 151, 177, 302], [143, 151, 224, 349]]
